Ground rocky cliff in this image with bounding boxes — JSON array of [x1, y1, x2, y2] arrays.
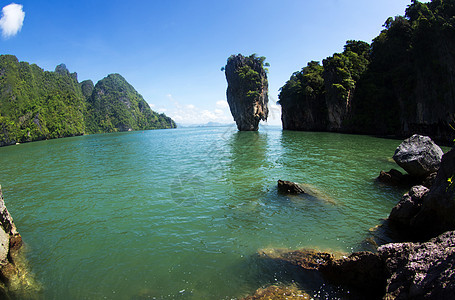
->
[[225, 54, 268, 131], [279, 0, 455, 143]]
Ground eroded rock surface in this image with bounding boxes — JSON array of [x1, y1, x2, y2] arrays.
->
[[225, 54, 268, 131]]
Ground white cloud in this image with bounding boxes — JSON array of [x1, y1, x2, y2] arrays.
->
[[0, 3, 25, 38], [216, 100, 229, 109], [186, 104, 196, 110]]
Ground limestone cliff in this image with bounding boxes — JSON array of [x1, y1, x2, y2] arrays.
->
[[279, 1, 455, 143], [225, 54, 268, 131]]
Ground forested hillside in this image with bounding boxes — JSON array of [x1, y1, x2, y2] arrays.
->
[[279, 0, 455, 143], [0, 55, 175, 146]]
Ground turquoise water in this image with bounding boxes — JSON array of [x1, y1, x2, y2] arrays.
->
[[0, 126, 409, 299]]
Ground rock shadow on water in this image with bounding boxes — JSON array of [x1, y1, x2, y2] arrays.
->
[[240, 247, 370, 299]]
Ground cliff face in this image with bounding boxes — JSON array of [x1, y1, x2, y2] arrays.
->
[[0, 55, 86, 146], [279, 0, 455, 143], [279, 41, 369, 132], [225, 54, 268, 131]]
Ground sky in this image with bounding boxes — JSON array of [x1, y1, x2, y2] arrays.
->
[[1, 0, 413, 126]]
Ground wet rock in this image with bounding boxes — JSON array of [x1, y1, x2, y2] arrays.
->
[[388, 185, 429, 228], [242, 284, 311, 300], [224, 54, 268, 131], [392, 134, 443, 178], [277, 180, 305, 195], [258, 248, 334, 270]]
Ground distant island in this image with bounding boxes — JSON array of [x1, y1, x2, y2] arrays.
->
[[279, 0, 455, 144], [0, 55, 176, 147]]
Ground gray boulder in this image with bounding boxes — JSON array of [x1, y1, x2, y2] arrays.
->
[[393, 134, 443, 178]]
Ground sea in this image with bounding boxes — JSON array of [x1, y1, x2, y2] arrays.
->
[[0, 125, 415, 299]]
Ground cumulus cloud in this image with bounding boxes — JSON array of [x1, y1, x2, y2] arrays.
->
[[216, 100, 229, 109], [0, 3, 25, 38]]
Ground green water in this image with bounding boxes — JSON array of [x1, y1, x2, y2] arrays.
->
[[0, 126, 409, 299]]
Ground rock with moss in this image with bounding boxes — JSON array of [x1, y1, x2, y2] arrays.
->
[[224, 54, 268, 131]]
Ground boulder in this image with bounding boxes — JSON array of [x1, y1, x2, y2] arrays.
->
[[224, 54, 269, 131], [277, 180, 305, 194], [392, 134, 443, 178], [388, 185, 429, 228], [377, 169, 417, 186]]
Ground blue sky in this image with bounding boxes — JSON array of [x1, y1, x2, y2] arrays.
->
[[1, 0, 412, 125]]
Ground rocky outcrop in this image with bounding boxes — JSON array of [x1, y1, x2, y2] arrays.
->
[[320, 230, 455, 299], [385, 147, 455, 240], [409, 148, 455, 238], [393, 134, 444, 178], [0, 186, 26, 298], [388, 185, 429, 229], [277, 180, 305, 194], [380, 231, 455, 299], [225, 54, 268, 131]]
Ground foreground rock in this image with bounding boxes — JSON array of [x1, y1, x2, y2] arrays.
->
[[277, 180, 305, 194], [392, 134, 443, 178], [388, 185, 429, 229], [0, 186, 39, 298], [224, 54, 269, 131], [242, 284, 311, 300], [387, 148, 455, 240], [263, 230, 455, 299]]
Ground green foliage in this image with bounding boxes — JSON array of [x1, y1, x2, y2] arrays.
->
[[279, 39, 369, 110], [0, 55, 176, 146], [85, 74, 176, 133], [226, 53, 269, 101]]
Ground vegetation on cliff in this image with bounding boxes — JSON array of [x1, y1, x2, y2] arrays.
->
[[86, 74, 175, 133], [0, 55, 176, 146], [279, 0, 455, 143]]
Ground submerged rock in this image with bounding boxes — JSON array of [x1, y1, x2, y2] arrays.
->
[[277, 180, 305, 195], [392, 134, 443, 178], [242, 284, 311, 300], [224, 54, 269, 131]]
